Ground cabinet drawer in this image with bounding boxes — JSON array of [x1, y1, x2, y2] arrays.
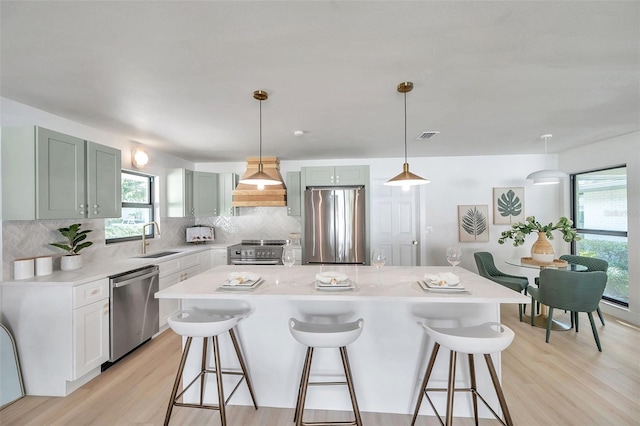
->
[[159, 259, 181, 277], [181, 253, 200, 269], [73, 278, 109, 309]]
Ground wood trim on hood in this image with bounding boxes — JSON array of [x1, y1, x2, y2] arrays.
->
[[232, 157, 287, 207]]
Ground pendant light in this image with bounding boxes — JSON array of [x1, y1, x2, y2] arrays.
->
[[526, 134, 568, 185], [239, 90, 282, 190], [385, 81, 430, 190]]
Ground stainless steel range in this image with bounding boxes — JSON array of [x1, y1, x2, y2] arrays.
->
[[227, 239, 287, 265]]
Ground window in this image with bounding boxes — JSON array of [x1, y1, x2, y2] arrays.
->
[[571, 165, 628, 307], [105, 171, 156, 243]]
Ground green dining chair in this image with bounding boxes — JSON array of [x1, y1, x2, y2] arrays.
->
[[528, 269, 607, 351], [559, 255, 608, 326], [474, 252, 529, 321]]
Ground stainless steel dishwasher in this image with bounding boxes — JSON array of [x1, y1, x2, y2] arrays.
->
[[108, 265, 160, 363]]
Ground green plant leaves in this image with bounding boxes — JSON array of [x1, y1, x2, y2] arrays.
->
[[50, 223, 93, 255]]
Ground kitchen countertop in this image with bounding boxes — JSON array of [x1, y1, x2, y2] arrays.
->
[[0, 243, 232, 286], [156, 265, 528, 303]]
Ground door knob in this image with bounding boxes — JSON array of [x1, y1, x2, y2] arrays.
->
[[412, 240, 418, 245]]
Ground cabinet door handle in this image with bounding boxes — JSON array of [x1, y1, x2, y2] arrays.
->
[[91, 289, 98, 295], [93, 204, 98, 208], [79, 204, 85, 208], [93, 211, 98, 215], [79, 211, 85, 215], [103, 302, 109, 314]]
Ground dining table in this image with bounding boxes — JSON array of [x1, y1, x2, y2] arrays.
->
[[505, 258, 587, 330], [155, 264, 527, 419]]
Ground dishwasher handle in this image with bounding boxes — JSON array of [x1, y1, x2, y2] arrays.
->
[[112, 270, 159, 288]]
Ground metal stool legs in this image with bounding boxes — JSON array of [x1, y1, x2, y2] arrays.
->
[[164, 330, 258, 425], [410, 342, 514, 426], [293, 346, 363, 426]]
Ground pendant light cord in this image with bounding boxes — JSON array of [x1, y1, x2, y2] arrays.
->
[[403, 90, 408, 164], [259, 98, 263, 165]]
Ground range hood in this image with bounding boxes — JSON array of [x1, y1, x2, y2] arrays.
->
[[232, 157, 287, 207]]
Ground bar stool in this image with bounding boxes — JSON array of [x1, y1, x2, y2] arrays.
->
[[411, 322, 515, 426], [165, 309, 258, 426], [289, 317, 364, 426]]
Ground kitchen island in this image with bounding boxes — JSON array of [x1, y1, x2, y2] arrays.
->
[[155, 265, 528, 419]]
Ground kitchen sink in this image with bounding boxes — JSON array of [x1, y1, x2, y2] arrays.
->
[[138, 251, 180, 259]]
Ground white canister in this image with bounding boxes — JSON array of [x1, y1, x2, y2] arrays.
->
[[14, 258, 35, 280], [35, 256, 53, 276]]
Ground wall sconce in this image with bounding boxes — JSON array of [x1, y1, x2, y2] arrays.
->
[[132, 149, 149, 169]]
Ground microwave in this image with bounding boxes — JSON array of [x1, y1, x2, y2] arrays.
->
[[186, 226, 214, 244]]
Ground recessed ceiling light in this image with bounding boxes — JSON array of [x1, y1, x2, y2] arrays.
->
[[416, 131, 440, 140], [293, 130, 304, 136]]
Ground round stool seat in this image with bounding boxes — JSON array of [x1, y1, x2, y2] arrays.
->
[[168, 310, 240, 337], [289, 318, 364, 348], [421, 322, 514, 354]]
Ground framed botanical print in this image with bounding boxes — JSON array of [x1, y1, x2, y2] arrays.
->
[[458, 205, 489, 242], [493, 187, 524, 225]]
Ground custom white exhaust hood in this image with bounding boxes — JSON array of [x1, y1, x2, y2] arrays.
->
[[232, 157, 287, 207]]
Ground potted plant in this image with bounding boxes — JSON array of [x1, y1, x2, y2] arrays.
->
[[497, 216, 580, 264], [50, 223, 93, 271]]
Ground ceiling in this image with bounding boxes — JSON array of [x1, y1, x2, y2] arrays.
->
[[1, 1, 639, 163]]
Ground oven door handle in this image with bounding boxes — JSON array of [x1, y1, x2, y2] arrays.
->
[[231, 260, 280, 265]]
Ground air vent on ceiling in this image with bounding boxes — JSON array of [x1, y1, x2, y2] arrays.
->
[[416, 131, 440, 140]]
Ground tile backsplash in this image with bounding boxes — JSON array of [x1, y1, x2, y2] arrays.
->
[[2, 207, 301, 281]]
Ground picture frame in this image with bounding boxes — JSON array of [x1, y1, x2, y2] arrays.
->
[[493, 187, 524, 225], [458, 205, 489, 242]]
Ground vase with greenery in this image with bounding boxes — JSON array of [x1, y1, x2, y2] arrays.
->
[[497, 216, 580, 264], [50, 223, 93, 271]]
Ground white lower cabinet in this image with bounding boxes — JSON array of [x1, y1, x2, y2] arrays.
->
[[0, 278, 109, 396], [211, 247, 228, 266], [158, 252, 208, 329], [73, 298, 109, 379]]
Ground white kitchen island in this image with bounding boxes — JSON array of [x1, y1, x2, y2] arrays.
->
[[155, 265, 528, 419]]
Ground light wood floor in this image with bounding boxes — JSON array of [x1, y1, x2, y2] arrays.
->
[[2, 305, 639, 426]]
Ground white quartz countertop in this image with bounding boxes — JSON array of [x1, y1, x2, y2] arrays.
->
[[1, 244, 231, 286], [156, 265, 529, 303]]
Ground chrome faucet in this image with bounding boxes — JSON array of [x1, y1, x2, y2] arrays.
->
[[141, 221, 161, 254]]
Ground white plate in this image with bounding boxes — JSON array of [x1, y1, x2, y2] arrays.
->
[[220, 279, 263, 291], [419, 280, 467, 292], [315, 279, 355, 291], [226, 272, 260, 286], [423, 272, 460, 287], [316, 271, 349, 284]]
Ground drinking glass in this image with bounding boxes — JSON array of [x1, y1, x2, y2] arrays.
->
[[282, 247, 296, 285], [371, 248, 386, 286], [446, 247, 462, 272]]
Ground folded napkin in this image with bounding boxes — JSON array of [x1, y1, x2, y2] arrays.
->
[[226, 271, 260, 286], [316, 271, 349, 285], [424, 272, 460, 287]]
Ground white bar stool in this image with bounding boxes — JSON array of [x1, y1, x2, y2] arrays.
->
[[411, 322, 515, 426], [165, 309, 258, 426], [289, 318, 364, 426]]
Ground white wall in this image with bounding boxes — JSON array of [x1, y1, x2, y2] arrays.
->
[[560, 131, 640, 325]]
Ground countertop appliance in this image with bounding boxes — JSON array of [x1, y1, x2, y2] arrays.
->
[[227, 239, 287, 265], [108, 265, 159, 364], [186, 225, 215, 243], [304, 186, 366, 264]]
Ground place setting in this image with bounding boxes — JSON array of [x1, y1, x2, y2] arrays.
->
[[217, 271, 264, 292], [416, 247, 469, 294], [314, 271, 357, 291]]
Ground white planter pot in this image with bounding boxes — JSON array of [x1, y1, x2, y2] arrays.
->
[[61, 254, 83, 271]]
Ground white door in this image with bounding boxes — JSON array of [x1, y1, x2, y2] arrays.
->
[[370, 178, 420, 266]]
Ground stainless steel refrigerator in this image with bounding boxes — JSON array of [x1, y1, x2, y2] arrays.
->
[[304, 186, 366, 264]]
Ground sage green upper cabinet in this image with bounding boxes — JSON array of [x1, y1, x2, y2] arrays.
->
[[86, 142, 122, 218], [303, 165, 369, 187], [166, 169, 219, 217], [286, 171, 301, 216], [1, 126, 121, 220], [217, 173, 237, 216], [193, 172, 218, 216]]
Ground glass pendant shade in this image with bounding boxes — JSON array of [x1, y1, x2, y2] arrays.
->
[[526, 134, 567, 185], [239, 90, 282, 189], [385, 81, 430, 188]]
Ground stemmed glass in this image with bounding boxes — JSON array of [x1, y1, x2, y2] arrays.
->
[[282, 247, 296, 285], [371, 248, 386, 286], [446, 247, 462, 272]]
